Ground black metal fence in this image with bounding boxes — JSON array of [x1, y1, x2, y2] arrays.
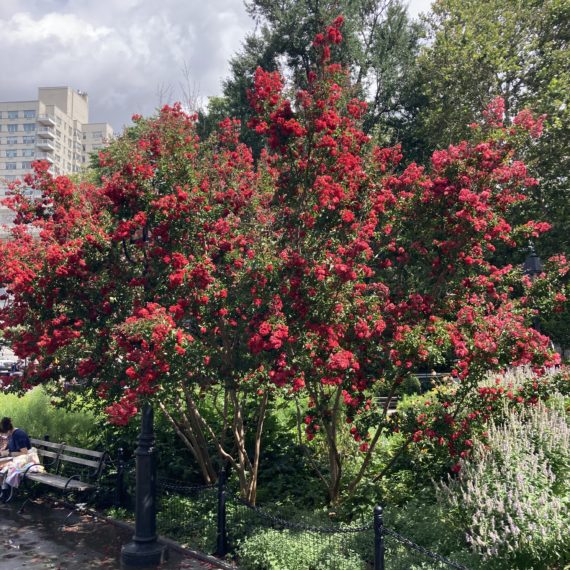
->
[[108, 460, 470, 570]]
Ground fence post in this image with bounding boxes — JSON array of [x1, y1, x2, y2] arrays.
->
[[374, 505, 385, 570], [115, 447, 126, 508], [216, 466, 228, 557]]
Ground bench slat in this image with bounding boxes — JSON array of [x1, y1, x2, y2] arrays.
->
[[62, 444, 105, 458], [377, 396, 400, 405], [36, 450, 60, 460], [30, 439, 64, 450], [26, 472, 95, 491], [58, 453, 101, 469]]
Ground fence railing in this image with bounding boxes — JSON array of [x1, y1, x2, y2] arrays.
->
[[107, 460, 470, 569]]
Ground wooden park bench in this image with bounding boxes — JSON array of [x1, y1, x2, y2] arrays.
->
[[376, 396, 400, 414], [16, 437, 109, 515]]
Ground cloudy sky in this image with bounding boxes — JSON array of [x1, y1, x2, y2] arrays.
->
[[0, 0, 432, 133]]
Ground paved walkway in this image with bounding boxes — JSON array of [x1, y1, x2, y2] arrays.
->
[[0, 499, 222, 569]]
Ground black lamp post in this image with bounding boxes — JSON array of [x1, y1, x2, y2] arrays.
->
[[523, 242, 543, 331], [121, 404, 167, 568]]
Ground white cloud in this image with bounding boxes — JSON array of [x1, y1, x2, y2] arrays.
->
[[2, 12, 113, 45], [406, 0, 433, 18], [0, 0, 255, 131]]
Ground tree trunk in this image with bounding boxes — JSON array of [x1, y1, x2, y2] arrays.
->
[[228, 388, 269, 505], [323, 415, 342, 504], [158, 401, 218, 484]]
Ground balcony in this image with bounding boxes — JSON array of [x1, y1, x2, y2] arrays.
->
[[37, 127, 55, 139], [36, 152, 54, 163], [36, 140, 55, 151], [37, 114, 56, 127]]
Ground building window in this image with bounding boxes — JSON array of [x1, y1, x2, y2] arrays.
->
[[21, 161, 33, 169], [23, 124, 36, 132], [5, 163, 17, 170], [23, 110, 36, 119], [5, 150, 17, 158], [23, 136, 35, 144], [22, 149, 35, 157], [7, 124, 18, 132], [92, 131, 103, 138], [8, 111, 19, 119], [7, 137, 18, 145]]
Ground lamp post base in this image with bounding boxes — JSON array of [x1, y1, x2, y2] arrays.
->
[[121, 539, 168, 568]]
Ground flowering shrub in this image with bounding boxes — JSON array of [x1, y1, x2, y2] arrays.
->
[[437, 396, 570, 569], [0, 16, 566, 503], [391, 367, 565, 484]]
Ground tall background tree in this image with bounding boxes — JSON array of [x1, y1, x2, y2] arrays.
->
[[401, 0, 570, 259], [204, 0, 569, 263], [199, 0, 421, 150]]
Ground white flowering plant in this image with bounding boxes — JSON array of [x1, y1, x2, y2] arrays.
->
[[437, 393, 569, 569]]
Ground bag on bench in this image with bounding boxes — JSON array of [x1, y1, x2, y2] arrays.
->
[[1, 448, 45, 488]]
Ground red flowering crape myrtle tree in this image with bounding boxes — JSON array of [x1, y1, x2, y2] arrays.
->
[[245, 18, 562, 501], [0, 110, 282, 502], [0, 17, 564, 504]]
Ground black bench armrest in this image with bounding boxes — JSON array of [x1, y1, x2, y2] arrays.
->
[[63, 474, 83, 491]]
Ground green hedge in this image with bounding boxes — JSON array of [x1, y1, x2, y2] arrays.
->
[[0, 387, 98, 448]]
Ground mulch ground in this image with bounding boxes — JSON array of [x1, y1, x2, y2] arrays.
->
[[0, 498, 226, 569]]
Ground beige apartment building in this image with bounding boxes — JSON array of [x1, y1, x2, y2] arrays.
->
[[0, 87, 113, 223], [82, 121, 114, 163]]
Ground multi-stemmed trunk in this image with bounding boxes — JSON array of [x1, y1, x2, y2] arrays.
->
[[309, 384, 402, 505], [159, 382, 268, 504]]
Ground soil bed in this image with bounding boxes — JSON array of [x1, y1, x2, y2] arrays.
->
[[0, 499, 222, 569]]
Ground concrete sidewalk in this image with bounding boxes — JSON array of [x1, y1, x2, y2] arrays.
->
[[0, 499, 224, 569]]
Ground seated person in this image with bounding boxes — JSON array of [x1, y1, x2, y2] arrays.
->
[[0, 417, 31, 502]]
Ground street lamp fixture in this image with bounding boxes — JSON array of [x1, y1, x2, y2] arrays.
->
[[523, 242, 544, 279], [0, 287, 10, 310], [522, 242, 543, 332]]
